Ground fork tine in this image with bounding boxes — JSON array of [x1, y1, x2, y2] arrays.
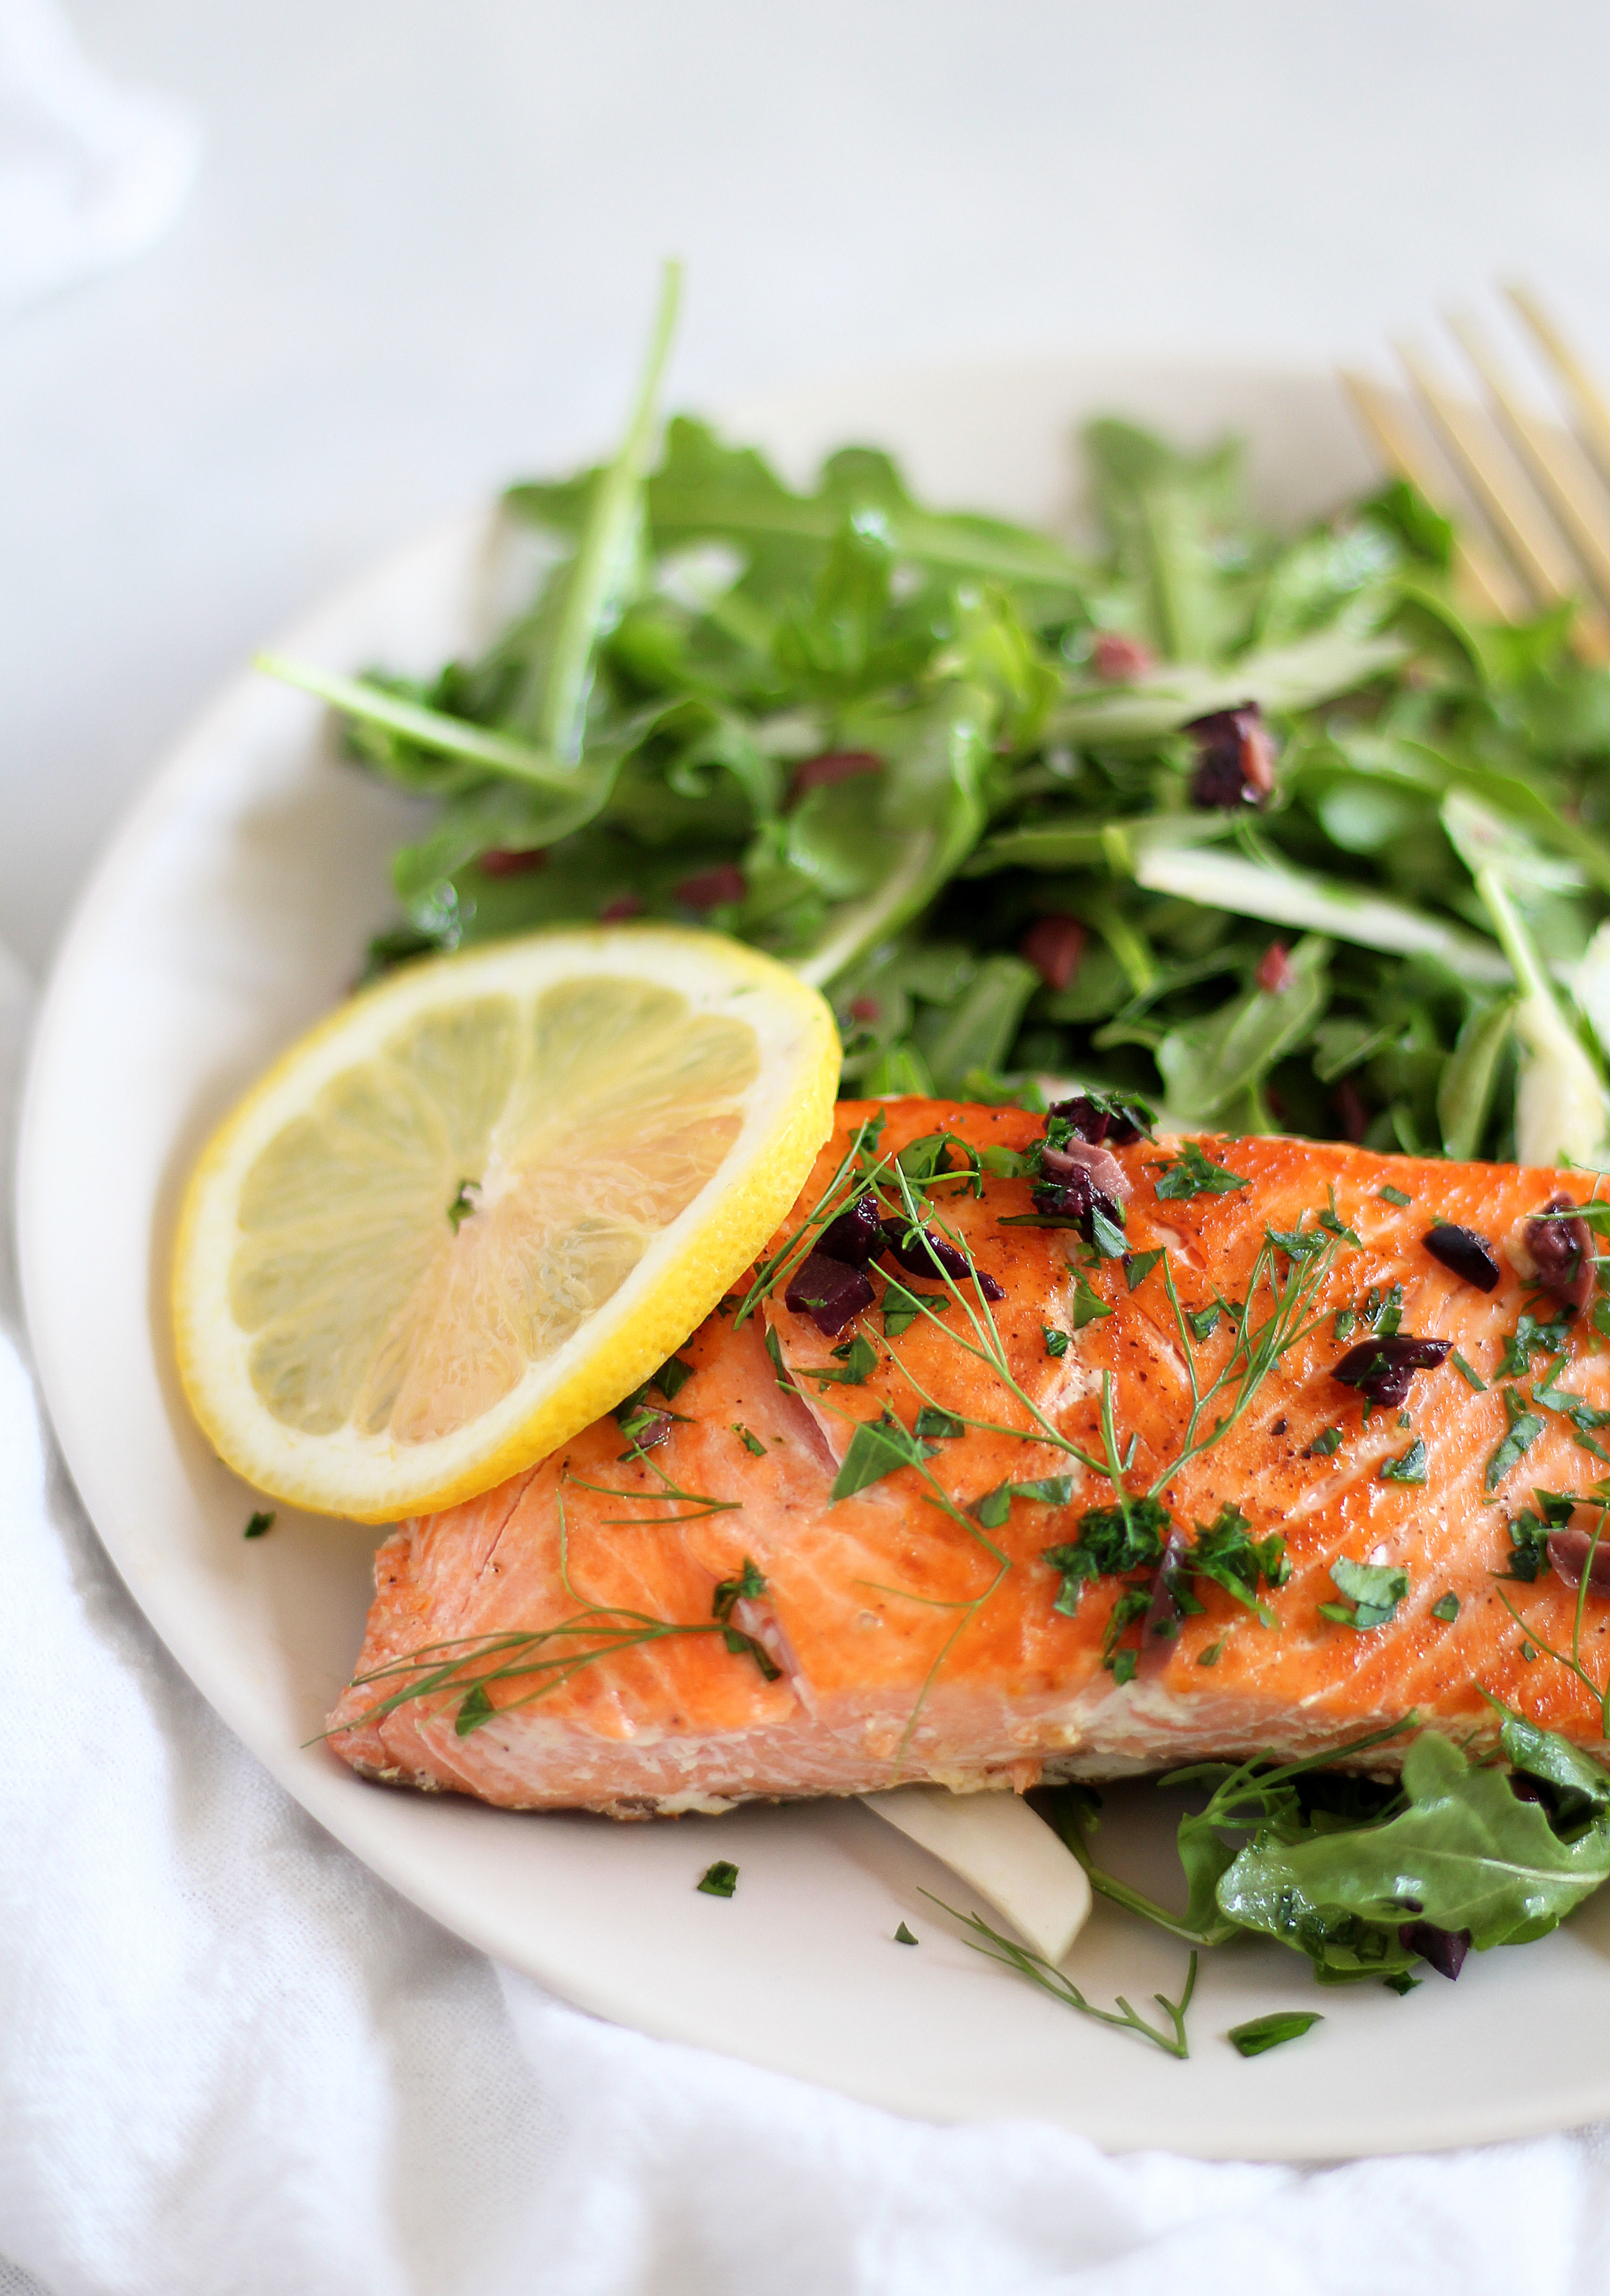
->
[[1396, 338, 1581, 608], [1505, 282, 1610, 492], [1339, 369, 1523, 620], [1446, 309, 1610, 613]]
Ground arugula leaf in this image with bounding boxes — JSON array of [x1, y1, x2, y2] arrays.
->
[[1156, 936, 1330, 1122], [1151, 1142, 1249, 1200], [1218, 1731, 1610, 1966]]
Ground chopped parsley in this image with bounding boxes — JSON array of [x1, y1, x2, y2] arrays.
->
[[913, 1406, 965, 1440], [1319, 1189, 1363, 1245], [1228, 2010, 1323, 2057], [710, 1557, 781, 1678], [697, 1861, 739, 1898], [976, 1473, 1077, 1528], [1531, 1356, 1610, 1460], [446, 1178, 480, 1231], [243, 1510, 275, 1539], [1431, 1592, 1460, 1621], [1126, 1247, 1164, 1292], [1187, 1303, 1221, 1343], [1333, 1308, 1356, 1343], [1198, 1638, 1224, 1666], [1499, 1314, 1574, 1380], [732, 1422, 767, 1456], [1377, 1185, 1413, 1208], [1487, 1389, 1545, 1493], [1151, 1141, 1248, 1199], [1501, 1490, 1576, 1581], [1090, 1202, 1127, 1258], [881, 1280, 923, 1338], [1451, 1350, 1487, 1392], [830, 1410, 934, 1501], [1070, 1271, 1112, 1328], [894, 1920, 919, 1945], [809, 1333, 878, 1387], [1045, 1496, 1286, 1670], [1267, 1225, 1329, 1261], [1305, 1426, 1343, 1457], [651, 1353, 696, 1401], [1042, 1325, 1071, 1358], [1380, 1440, 1428, 1485], [1318, 1555, 1409, 1630], [615, 1399, 673, 1453]]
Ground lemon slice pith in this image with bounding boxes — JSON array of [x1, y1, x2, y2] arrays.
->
[[173, 926, 839, 1520]]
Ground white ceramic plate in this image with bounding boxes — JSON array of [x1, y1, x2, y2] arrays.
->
[[22, 357, 1610, 2159]]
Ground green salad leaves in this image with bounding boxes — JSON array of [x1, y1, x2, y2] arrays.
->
[[264, 270, 1610, 1157], [1051, 1715, 1610, 2017]]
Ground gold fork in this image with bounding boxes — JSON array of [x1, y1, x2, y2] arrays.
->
[[1342, 286, 1610, 661]]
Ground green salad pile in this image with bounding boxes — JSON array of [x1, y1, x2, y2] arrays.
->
[[267, 266, 1610, 1174]]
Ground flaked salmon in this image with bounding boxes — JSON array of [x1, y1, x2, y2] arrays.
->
[[327, 1098, 1610, 1813]]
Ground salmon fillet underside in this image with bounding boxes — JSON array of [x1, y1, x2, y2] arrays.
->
[[327, 1100, 1610, 1814]]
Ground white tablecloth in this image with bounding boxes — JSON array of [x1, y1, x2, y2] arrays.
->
[[5, 961, 1610, 2296]]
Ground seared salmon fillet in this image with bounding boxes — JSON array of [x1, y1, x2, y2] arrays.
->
[[327, 1098, 1610, 1813]]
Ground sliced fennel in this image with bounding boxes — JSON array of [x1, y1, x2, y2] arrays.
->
[[1049, 629, 1408, 745], [860, 1784, 1092, 1963], [1131, 844, 1511, 982], [1441, 792, 1610, 1167], [1474, 867, 1610, 1168]]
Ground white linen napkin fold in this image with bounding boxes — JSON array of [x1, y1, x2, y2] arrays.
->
[[4, 933, 1610, 2296], [0, 0, 197, 320]]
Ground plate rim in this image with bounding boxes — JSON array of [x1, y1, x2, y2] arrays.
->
[[23, 349, 1610, 2161]]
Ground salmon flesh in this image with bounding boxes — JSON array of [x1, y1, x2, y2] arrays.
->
[[327, 1099, 1610, 1814]]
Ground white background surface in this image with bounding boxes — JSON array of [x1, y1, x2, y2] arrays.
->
[[13, 7, 1610, 2292], [9, 0, 1610, 973]]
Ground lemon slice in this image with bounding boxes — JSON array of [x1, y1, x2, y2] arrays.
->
[[173, 926, 838, 1520]]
